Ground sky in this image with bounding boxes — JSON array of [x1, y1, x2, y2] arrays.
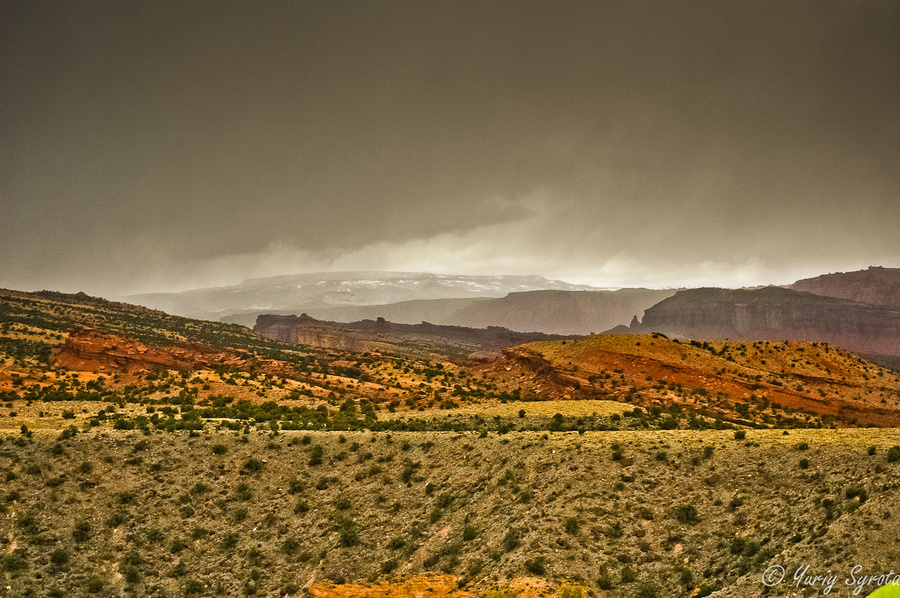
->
[[2, 1, 899, 295]]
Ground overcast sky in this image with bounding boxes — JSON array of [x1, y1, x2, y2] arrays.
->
[[2, 1, 898, 295]]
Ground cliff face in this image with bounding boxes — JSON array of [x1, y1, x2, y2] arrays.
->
[[254, 314, 574, 360], [639, 287, 900, 356], [442, 289, 677, 335], [52, 326, 300, 379], [790, 266, 900, 307]]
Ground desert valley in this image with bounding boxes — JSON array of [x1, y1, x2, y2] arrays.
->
[[1, 267, 899, 597], [4, 3, 899, 596]]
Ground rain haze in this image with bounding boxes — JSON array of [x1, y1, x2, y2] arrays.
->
[[2, 1, 899, 296]]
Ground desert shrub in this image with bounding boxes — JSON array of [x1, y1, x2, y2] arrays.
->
[[733, 430, 746, 440], [234, 506, 249, 522], [281, 537, 300, 554], [309, 445, 324, 466], [86, 577, 105, 593], [78, 461, 93, 474], [524, 556, 547, 575], [72, 520, 91, 542], [636, 582, 660, 598], [503, 527, 521, 552], [680, 568, 694, 589], [146, 528, 164, 543], [338, 521, 359, 547], [563, 516, 580, 534], [288, 479, 305, 494], [605, 521, 624, 539], [170, 538, 187, 554], [242, 457, 264, 473], [294, 498, 309, 514], [212, 443, 227, 455], [222, 532, 240, 550], [888, 446, 900, 463], [235, 482, 253, 500], [597, 571, 615, 589], [672, 504, 699, 524], [184, 579, 205, 595], [703, 445, 715, 458], [401, 462, 417, 484], [868, 446, 877, 456], [436, 492, 453, 509], [655, 450, 668, 461], [799, 458, 809, 469], [845, 486, 868, 504], [636, 507, 654, 521], [463, 524, 477, 542], [107, 511, 126, 528], [620, 566, 637, 583], [49, 547, 69, 566], [387, 536, 405, 550], [334, 497, 351, 510], [192, 526, 210, 540], [2, 547, 28, 572], [796, 441, 809, 450]]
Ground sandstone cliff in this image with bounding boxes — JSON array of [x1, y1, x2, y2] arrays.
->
[[637, 287, 900, 357], [790, 266, 900, 306], [441, 288, 677, 335], [53, 326, 301, 379], [254, 314, 575, 360]]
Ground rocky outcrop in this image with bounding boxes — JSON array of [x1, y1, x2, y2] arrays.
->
[[638, 287, 900, 356], [52, 326, 301, 379], [790, 266, 900, 307], [254, 314, 576, 360]]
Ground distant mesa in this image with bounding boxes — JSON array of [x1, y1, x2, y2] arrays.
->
[[253, 313, 577, 360], [790, 265, 900, 307], [626, 286, 900, 358], [440, 288, 677, 335]]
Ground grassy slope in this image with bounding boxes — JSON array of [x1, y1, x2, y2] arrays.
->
[[502, 334, 900, 426], [1, 428, 898, 597]]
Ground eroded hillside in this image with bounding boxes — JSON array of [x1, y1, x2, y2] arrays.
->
[[490, 334, 900, 427]]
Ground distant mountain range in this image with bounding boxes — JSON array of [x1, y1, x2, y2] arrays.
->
[[124, 272, 602, 322], [223, 288, 677, 336], [125, 266, 900, 361], [441, 288, 677, 335]]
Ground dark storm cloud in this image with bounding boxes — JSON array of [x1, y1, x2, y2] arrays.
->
[[2, 1, 898, 293]]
